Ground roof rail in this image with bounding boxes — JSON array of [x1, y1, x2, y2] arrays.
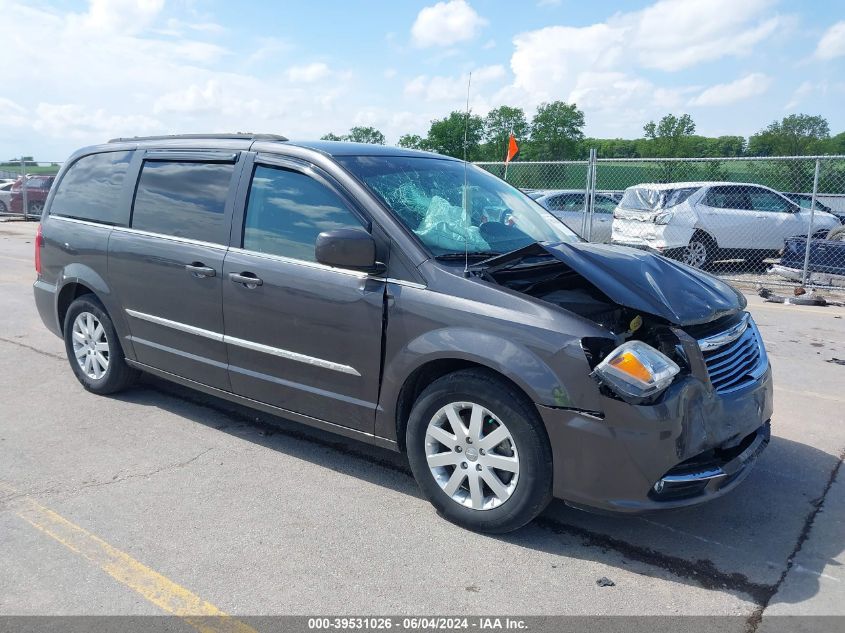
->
[[107, 133, 288, 143]]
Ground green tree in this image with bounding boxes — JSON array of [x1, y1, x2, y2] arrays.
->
[[482, 105, 529, 161], [827, 131, 845, 154], [748, 114, 830, 156], [397, 133, 427, 150], [321, 127, 386, 144], [345, 126, 386, 145], [425, 111, 484, 160], [642, 113, 696, 157], [527, 101, 585, 160]]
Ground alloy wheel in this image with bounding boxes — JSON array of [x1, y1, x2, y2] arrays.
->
[[71, 312, 110, 380], [682, 240, 708, 268], [424, 401, 520, 511]]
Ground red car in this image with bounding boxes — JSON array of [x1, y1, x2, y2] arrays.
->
[[10, 175, 55, 216]]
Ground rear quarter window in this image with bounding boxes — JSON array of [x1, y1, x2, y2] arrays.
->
[[49, 151, 133, 224]]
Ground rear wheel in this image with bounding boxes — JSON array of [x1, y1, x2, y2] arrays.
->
[[679, 231, 715, 268], [27, 201, 44, 218], [63, 295, 138, 394], [406, 369, 553, 533], [0, 200, 6, 213]]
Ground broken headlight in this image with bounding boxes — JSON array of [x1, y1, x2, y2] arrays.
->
[[592, 340, 680, 401]]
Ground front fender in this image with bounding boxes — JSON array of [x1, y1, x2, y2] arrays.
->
[[375, 326, 585, 443]]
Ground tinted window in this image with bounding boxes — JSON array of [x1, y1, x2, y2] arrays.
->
[[795, 197, 832, 212], [132, 161, 234, 243], [25, 177, 54, 190], [748, 188, 793, 213], [50, 152, 132, 224], [546, 194, 584, 212], [243, 165, 365, 262], [704, 186, 751, 210]]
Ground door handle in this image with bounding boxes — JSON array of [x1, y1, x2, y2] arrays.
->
[[229, 272, 263, 287], [185, 262, 216, 278]]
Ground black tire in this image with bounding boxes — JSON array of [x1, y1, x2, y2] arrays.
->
[[63, 295, 138, 395], [0, 200, 6, 213], [827, 226, 845, 242], [406, 369, 553, 533]]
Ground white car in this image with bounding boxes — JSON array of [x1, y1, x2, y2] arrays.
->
[[0, 180, 16, 214], [529, 189, 619, 243], [611, 182, 841, 268]]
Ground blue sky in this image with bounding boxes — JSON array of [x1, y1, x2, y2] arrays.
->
[[1, 0, 843, 160]]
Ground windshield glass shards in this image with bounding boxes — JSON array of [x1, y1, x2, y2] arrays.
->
[[337, 155, 579, 257]]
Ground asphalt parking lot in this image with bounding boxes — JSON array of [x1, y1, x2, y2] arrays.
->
[[1, 220, 843, 629]]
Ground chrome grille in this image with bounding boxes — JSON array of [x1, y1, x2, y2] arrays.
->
[[698, 316, 767, 394]]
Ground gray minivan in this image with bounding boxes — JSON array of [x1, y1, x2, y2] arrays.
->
[[34, 134, 773, 533]]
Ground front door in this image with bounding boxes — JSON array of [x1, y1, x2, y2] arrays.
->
[[222, 158, 385, 433], [746, 186, 805, 249], [109, 153, 241, 390]]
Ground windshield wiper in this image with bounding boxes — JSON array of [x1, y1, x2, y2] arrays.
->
[[435, 251, 502, 261]]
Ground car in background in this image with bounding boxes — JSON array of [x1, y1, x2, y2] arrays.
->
[[0, 180, 16, 213], [9, 175, 55, 216], [529, 189, 619, 243], [611, 182, 841, 268], [782, 192, 845, 225]]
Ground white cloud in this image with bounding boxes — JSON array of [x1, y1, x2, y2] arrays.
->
[[505, 0, 782, 134], [0, 98, 28, 127], [405, 65, 506, 102], [621, 0, 781, 71], [32, 103, 161, 140], [77, 0, 165, 34], [287, 62, 331, 83], [0, 1, 365, 155], [411, 0, 487, 48], [815, 21, 845, 60], [689, 73, 772, 106]]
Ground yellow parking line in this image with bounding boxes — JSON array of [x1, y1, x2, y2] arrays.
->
[[3, 485, 257, 633]]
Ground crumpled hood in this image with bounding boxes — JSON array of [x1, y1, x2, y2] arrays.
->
[[485, 241, 746, 326]]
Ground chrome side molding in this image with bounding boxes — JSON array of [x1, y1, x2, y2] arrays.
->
[[125, 309, 360, 376]]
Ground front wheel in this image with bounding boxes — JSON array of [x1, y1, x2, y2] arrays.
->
[[63, 295, 138, 394], [827, 226, 845, 242], [406, 369, 553, 533]]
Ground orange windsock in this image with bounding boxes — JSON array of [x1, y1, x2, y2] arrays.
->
[[506, 133, 519, 163]]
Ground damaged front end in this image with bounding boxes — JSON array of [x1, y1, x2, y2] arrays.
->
[[478, 241, 773, 512]]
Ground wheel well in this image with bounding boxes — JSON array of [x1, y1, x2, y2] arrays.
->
[[691, 229, 718, 249], [394, 359, 537, 452], [57, 282, 95, 333]]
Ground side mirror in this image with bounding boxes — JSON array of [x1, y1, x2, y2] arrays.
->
[[315, 228, 385, 274]]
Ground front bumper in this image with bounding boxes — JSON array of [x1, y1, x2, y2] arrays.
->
[[539, 363, 773, 513]]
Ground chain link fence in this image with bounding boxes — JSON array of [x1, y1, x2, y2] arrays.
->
[[478, 155, 845, 290], [0, 161, 63, 221]]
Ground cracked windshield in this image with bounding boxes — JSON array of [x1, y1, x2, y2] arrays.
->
[[338, 155, 577, 258]]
